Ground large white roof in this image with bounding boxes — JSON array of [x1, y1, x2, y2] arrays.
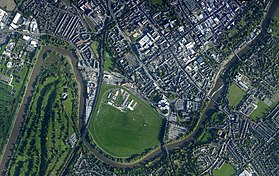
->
[[12, 13, 21, 24]]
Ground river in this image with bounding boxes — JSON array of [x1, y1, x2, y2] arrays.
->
[[0, 45, 85, 174], [79, 0, 278, 169], [165, 0, 279, 153], [1, 0, 278, 173]]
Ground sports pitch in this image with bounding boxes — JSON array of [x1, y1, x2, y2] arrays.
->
[[213, 163, 235, 176], [227, 83, 246, 108], [89, 84, 162, 158]]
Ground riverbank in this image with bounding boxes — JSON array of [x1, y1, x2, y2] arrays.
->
[[0, 48, 43, 174], [1, 0, 277, 172], [80, 0, 278, 168], [0, 45, 85, 174], [209, 0, 277, 98], [40, 46, 86, 123]]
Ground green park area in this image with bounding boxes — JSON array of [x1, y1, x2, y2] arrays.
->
[[227, 83, 246, 108], [91, 41, 98, 55], [90, 84, 162, 158], [151, 0, 163, 6], [6, 51, 79, 175], [0, 83, 18, 155], [198, 130, 213, 144], [213, 163, 236, 176], [250, 100, 270, 121], [0, 39, 33, 160], [104, 52, 113, 71], [271, 8, 279, 37]]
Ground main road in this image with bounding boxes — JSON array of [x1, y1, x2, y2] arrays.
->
[[78, 0, 279, 169], [1, 0, 277, 173]]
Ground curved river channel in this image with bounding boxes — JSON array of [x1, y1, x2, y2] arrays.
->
[[80, 0, 279, 168], [0, 1, 278, 172], [0, 45, 85, 174]]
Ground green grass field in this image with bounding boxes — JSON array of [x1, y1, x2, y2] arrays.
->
[[91, 41, 99, 55], [90, 84, 162, 158], [250, 100, 270, 121], [151, 0, 163, 6], [271, 8, 279, 37], [6, 51, 79, 175], [198, 130, 213, 144], [104, 52, 113, 71], [0, 39, 33, 160], [213, 163, 236, 176], [227, 83, 246, 108]]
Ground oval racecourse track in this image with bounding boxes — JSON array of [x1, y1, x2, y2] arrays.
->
[[82, 0, 279, 168], [0, 45, 85, 174], [0, 1, 277, 172]]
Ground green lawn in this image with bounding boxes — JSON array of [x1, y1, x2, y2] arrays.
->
[[104, 52, 113, 71], [151, 0, 163, 6], [211, 112, 226, 125], [227, 83, 246, 108], [271, 8, 279, 37], [250, 100, 270, 121], [90, 84, 162, 158], [91, 41, 99, 55], [6, 50, 79, 175], [198, 130, 213, 144], [0, 42, 33, 160], [64, 92, 73, 117], [213, 163, 236, 176]]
